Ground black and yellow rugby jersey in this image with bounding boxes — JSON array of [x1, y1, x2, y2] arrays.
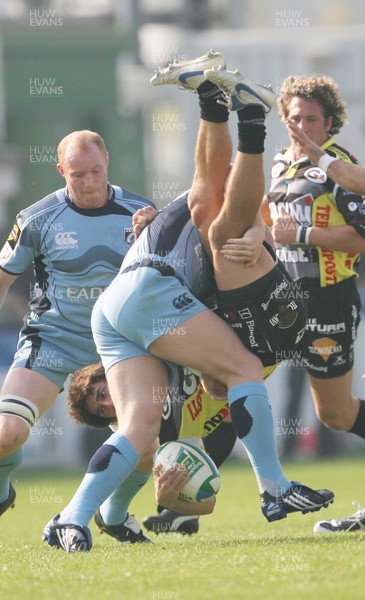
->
[[159, 365, 276, 442], [267, 137, 365, 287]]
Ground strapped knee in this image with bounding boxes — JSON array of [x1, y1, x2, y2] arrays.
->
[[0, 395, 40, 429]]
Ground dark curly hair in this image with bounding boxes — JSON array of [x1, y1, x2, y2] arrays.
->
[[68, 362, 115, 429], [277, 75, 348, 134]]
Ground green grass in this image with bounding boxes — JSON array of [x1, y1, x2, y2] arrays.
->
[[0, 458, 364, 600]]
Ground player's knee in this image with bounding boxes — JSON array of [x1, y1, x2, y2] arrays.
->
[[0, 417, 29, 457], [316, 408, 347, 432], [208, 217, 229, 252], [188, 187, 221, 232], [0, 395, 39, 457]]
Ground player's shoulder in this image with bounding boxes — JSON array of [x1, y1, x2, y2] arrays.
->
[[111, 185, 155, 213], [326, 140, 359, 165], [17, 188, 67, 223]]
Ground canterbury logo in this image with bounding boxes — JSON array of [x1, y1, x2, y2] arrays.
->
[[172, 293, 194, 310], [54, 232, 78, 247]]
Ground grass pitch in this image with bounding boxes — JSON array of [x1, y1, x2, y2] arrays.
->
[[0, 458, 364, 600]]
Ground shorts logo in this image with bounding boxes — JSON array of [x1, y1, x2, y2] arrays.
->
[[173, 293, 194, 310], [310, 337, 341, 362], [238, 308, 253, 320], [332, 354, 346, 366], [54, 232, 78, 248]]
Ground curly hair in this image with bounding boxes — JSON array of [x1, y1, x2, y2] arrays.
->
[[277, 75, 348, 134], [67, 362, 115, 429]]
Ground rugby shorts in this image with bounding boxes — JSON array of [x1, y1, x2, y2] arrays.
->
[[296, 277, 361, 378], [216, 264, 308, 367]]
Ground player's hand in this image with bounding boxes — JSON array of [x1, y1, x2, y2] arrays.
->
[[220, 214, 265, 267], [132, 206, 158, 239], [271, 213, 299, 244], [153, 464, 191, 509], [287, 122, 324, 165]]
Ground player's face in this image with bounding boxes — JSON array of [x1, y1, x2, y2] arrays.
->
[[87, 380, 116, 419], [57, 143, 109, 209], [286, 97, 333, 160]]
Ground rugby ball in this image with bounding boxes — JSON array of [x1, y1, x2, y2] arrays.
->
[[154, 441, 220, 503]]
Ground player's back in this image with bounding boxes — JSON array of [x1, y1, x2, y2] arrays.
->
[[122, 192, 215, 301]]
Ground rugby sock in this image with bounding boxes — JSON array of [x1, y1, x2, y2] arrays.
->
[[99, 469, 150, 526], [228, 382, 291, 496], [59, 433, 139, 526], [197, 80, 229, 123], [349, 399, 365, 439], [237, 104, 266, 154], [203, 421, 237, 468], [0, 449, 22, 502]]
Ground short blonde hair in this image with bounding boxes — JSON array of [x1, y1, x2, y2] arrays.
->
[[277, 75, 348, 134], [57, 130, 108, 166]]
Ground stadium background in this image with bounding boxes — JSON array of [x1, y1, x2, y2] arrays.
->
[[0, 0, 365, 469]]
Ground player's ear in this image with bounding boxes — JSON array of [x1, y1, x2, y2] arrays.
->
[[57, 163, 65, 177], [105, 151, 110, 167]]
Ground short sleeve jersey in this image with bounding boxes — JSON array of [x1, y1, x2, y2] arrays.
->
[[267, 137, 365, 287], [0, 185, 154, 333]]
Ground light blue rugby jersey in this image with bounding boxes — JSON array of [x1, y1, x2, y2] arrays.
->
[[0, 184, 154, 334], [121, 191, 215, 301]]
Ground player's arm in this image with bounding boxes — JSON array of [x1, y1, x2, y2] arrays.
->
[[271, 190, 365, 252], [0, 270, 19, 311], [153, 464, 216, 515], [288, 122, 365, 194], [271, 214, 365, 252]]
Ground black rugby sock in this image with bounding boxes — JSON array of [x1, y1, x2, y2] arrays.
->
[[197, 80, 229, 123], [237, 104, 266, 154], [349, 399, 365, 439]]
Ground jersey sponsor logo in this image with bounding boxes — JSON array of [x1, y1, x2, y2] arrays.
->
[[203, 403, 230, 434], [303, 167, 327, 184], [172, 293, 195, 311], [7, 224, 20, 248], [66, 286, 107, 300], [0, 242, 13, 265], [54, 232, 78, 249], [269, 194, 313, 225], [186, 386, 204, 421], [313, 203, 330, 228], [309, 337, 342, 362], [162, 396, 172, 420], [271, 162, 286, 178], [124, 226, 135, 247], [276, 247, 309, 263], [321, 247, 337, 285]]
